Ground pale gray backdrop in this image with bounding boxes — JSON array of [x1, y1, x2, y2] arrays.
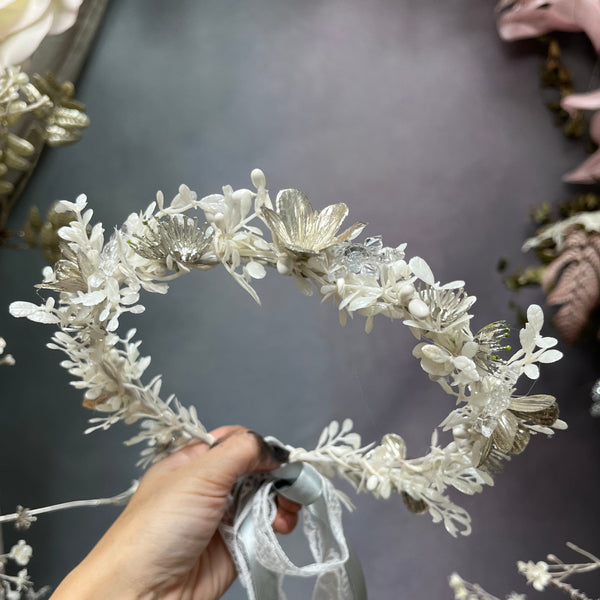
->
[[1, 1, 600, 598]]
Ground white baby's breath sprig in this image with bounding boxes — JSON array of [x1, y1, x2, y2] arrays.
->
[[448, 572, 526, 600], [10, 170, 565, 536], [519, 543, 600, 598], [450, 542, 600, 600], [0, 483, 135, 600]]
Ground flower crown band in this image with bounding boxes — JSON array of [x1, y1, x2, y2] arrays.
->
[[10, 169, 566, 537]]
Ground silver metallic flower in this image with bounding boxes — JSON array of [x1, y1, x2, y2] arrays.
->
[[37, 244, 87, 293], [131, 215, 213, 268], [473, 321, 512, 373], [261, 189, 365, 258], [417, 285, 476, 332]]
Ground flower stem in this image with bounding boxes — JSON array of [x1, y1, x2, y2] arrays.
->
[[0, 481, 138, 525]]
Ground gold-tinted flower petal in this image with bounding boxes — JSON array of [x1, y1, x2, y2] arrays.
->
[[261, 206, 293, 249], [336, 221, 366, 244], [509, 394, 559, 425], [262, 188, 365, 256], [314, 202, 349, 248], [492, 410, 519, 454], [509, 424, 530, 455], [276, 189, 312, 246], [508, 393, 556, 412]]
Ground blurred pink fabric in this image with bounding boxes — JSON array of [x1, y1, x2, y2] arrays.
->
[[496, 0, 600, 183]]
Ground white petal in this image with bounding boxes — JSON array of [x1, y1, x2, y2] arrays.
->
[[537, 349, 563, 363], [245, 261, 266, 279], [440, 280, 465, 290], [9, 301, 40, 317], [523, 363, 540, 380], [421, 344, 450, 363], [348, 294, 377, 311], [526, 304, 544, 332], [537, 336, 557, 349], [27, 310, 60, 324], [519, 325, 536, 354], [408, 256, 435, 285]]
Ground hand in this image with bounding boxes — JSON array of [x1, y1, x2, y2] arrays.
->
[[50, 426, 302, 600]]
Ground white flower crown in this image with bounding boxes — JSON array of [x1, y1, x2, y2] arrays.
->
[[10, 169, 566, 537]]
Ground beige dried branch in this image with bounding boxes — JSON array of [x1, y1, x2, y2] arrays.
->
[[542, 228, 600, 344]]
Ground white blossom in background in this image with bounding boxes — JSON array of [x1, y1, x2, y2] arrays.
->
[[0, 0, 84, 69], [0, 337, 14, 365], [450, 542, 600, 600], [518, 561, 551, 592], [8, 541, 32, 567], [522, 210, 600, 252], [449, 572, 511, 600], [9, 169, 566, 537], [449, 572, 528, 600]]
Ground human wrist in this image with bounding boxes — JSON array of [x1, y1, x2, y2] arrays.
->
[[49, 548, 145, 600]]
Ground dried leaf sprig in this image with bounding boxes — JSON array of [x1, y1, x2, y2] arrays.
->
[[519, 212, 600, 344], [539, 38, 588, 140], [10, 170, 565, 537], [504, 205, 600, 344], [21, 203, 77, 264], [508, 205, 600, 415]]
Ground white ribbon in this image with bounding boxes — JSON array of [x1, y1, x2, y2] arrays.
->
[[220, 462, 367, 600]]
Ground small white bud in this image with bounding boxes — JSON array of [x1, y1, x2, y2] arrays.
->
[[277, 256, 291, 275], [251, 168, 266, 189], [408, 298, 429, 319], [398, 283, 415, 303], [461, 341, 478, 358]]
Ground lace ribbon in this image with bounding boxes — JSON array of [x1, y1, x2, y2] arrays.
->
[[220, 461, 368, 600]]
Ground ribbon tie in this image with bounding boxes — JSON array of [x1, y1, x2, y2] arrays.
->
[[220, 461, 368, 600]]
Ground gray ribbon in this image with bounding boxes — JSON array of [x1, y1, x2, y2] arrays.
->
[[225, 462, 368, 600]]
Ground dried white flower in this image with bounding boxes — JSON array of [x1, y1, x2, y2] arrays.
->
[[0, 336, 15, 366], [14, 506, 36, 531], [14, 569, 30, 591], [518, 560, 551, 591], [8, 540, 32, 566], [0, 0, 83, 68]]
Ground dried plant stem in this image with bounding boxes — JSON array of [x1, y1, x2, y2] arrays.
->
[[565, 543, 600, 565], [0, 481, 137, 525], [549, 580, 597, 600]]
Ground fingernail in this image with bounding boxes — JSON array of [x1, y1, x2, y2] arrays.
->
[[267, 442, 290, 464], [210, 431, 235, 449], [247, 430, 290, 464]]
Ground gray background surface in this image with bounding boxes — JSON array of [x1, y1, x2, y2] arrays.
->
[[1, 0, 600, 598]]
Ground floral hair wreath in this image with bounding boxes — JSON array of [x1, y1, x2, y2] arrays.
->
[[10, 169, 566, 537]]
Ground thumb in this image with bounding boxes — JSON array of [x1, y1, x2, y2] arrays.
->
[[187, 427, 289, 492]]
